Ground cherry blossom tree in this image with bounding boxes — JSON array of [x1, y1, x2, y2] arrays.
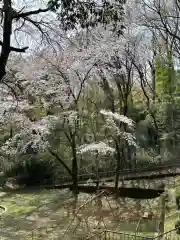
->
[[0, 43, 101, 190], [78, 109, 137, 190]]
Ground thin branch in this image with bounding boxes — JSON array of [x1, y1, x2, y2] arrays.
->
[[1, 80, 18, 100], [76, 61, 98, 102], [48, 148, 72, 176]]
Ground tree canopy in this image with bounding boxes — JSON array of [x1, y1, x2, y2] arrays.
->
[[0, 0, 180, 190]]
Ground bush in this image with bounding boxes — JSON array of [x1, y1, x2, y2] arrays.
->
[[175, 220, 180, 234], [134, 154, 152, 168], [176, 195, 180, 210], [4, 156, 57, 186]]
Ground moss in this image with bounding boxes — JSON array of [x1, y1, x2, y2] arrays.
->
[[0, 186, 174, 239]]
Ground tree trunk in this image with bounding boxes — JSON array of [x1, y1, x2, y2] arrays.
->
[[115, 142, 121, 191], [95, 153, 100, 190], [150, 31, 157, 103], [115, 171, 119, 191], [0, 0, 13, 81], [71, 135, 78, 194]]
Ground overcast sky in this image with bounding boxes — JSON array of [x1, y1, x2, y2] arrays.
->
[[8, 0, 60, 55]]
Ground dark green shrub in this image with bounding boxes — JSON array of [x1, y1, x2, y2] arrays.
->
[[175, 220, 180, 234], [134, 154, 152, 168], [176, 195, 180, 210], [4, 156, 56, 186]]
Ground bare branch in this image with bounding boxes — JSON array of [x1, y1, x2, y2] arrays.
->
[[76, 61, 99, 102], [13, 7, 52, 19], [0, 40, 28, 52], [48, 148, 72, 176]]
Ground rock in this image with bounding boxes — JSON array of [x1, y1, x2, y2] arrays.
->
[[16, 201, 27, 206], [0, 192, 6, 197], [27, 214, 39, 221]]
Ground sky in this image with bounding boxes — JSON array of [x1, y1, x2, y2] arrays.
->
[[13, 0, 46, 10], [9, 0, 57, 54]]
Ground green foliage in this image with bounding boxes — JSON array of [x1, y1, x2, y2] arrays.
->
[[4, 156, 57, 186], [153, 53, 180, 156], [133, 154, 152, 168], [136, 119, 158, 150], [153, 99, 180, 156], [48, 0, 125, 34], [175, 220, 180, 234], [155, 54, 175, 100]]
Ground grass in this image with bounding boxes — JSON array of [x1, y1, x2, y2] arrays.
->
[[164, 178, 180, 232], [0, 188, 75, 239], [0, 187, 160, 239], [0, 178, 179, 239]]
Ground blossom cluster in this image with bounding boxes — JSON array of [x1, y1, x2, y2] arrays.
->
[[78, 109, 137, 156], [78, 142, 115, 155]]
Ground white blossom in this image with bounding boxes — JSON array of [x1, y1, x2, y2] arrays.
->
[[99, 109, 137, 147], [78, 142, 115, 155], [0, 114, 54, 155], [104, 116, 122, 135], [100, 109, 135, 127], [1, 130, 50, 155], [120, 132, 137, 147]]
